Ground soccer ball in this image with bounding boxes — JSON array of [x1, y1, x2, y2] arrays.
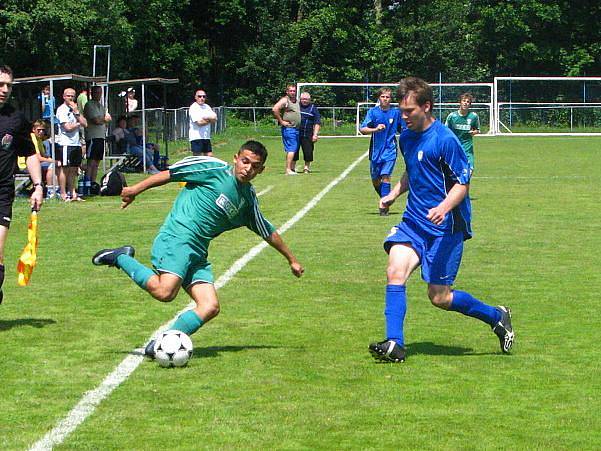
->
[[154, 330, 193, 368]]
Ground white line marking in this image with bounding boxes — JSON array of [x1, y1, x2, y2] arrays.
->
[[256, 185, 273, 197], [474, 175, 593, 180], [29, 150, 369, 451]]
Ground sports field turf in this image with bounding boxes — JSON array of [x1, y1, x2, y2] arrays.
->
[[1, 134, 600, 449]]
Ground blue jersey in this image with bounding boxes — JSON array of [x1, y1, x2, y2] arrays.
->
[[399, 120, 472, 240], [361, 106, 403, 163]]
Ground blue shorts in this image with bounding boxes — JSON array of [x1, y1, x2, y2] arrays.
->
[[281, 127, 300, 153], [370, 159, 396, 180], [190, 139, 212, 155], [383, 220, 464, 285]]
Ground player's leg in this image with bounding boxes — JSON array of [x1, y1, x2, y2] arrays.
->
[[424, 233, 514, 353], [282, 127, 299, 174], [369, 225, 423, 362], [0, 224, 8, 304], [370, 160, 382, 197], [300, 137, 314, 173], [378, 160, 395, 215]]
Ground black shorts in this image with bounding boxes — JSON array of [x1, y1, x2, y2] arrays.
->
[[0, 185, 15, 228], [56, 145, 83, 167], [86, 138, 105, 161], [294, 137, 315, 162], [190, 139, 212, 155]]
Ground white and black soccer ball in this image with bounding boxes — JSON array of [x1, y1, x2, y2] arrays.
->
[[154, 330, 193, 368]]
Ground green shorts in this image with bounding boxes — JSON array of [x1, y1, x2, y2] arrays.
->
[[151, 232, 214, 288]]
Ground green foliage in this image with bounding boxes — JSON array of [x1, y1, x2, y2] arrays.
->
[[1, 0, 600, 105]]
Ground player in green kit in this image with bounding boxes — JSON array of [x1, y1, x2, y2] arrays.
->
[[92, 140, 304, 357], [445, 93, 480, 173]]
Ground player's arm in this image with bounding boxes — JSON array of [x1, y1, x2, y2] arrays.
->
[[359, 110, 385, 134], [427, 182, 469, 225], [380, 171, 409, 208], [264, 231, 304, 277], [120, 170, 171, 209], [470, 115, 481, 136], [272, 97, 290, 126]]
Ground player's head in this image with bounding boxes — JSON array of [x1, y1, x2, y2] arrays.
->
[[42, 84, 50, 95], [233, 140, 267, 183], [117, 115, 127, 128], [195, 89, 207, 104], [459, 92, 473, 112], [377, 87, 393, 108], [397, 77, 434, 132], [300, 92, 311, 106], [32, 120, 47, 137], [0, 65, 14, 106]]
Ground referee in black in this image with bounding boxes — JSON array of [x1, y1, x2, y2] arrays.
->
[[0, 65, 43, 304]]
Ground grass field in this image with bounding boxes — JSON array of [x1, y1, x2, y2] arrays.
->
[[1, 134, 600, 450]]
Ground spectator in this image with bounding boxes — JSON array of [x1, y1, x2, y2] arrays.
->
[[295, 92, 321, 173], [56, 87, 87, 201], [83, 86, 111, 185], [188, 89, 217, 156], [126, 87, 138, 114], [37, 84, 57, 127], [29, 121, 55, 197], [126, 115, 159, 174], [272, 84, 301, 175], [0, 65, 43, 304]]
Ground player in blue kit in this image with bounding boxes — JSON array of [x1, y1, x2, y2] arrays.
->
[[92, 141, 304, 357], [360, 88, 404, 216], [368, 77, 514, 363]]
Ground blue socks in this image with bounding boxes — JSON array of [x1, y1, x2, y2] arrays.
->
[[116, 254, 155, 289], [380, 181, 391, 198], [450, 290, 501, 326], [170, 310, 204, 336], [385, 284, 407, 347]]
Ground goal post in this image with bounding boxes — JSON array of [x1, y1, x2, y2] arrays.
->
[[493, 76, 601, 135]]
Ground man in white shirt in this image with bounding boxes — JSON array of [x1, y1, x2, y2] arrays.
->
[[188, 89, 217, 156], [56, 87, 87, 201]]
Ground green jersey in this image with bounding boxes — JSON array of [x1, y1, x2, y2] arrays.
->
[[445, 111, 480, 167], [162, 156, 276, 253]]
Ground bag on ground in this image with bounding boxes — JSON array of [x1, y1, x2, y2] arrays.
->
[[100, 170, 127, 196]]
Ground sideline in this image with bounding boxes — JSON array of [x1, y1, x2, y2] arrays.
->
[[29, 151, 369, 450]]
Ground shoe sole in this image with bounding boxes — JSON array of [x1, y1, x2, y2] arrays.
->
[[92, 247, 135, 266], [496, 306, 514, 353]]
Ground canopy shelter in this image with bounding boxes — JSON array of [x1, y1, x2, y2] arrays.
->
[[99, 77, 179, 172], [13, 73, 106, 192]]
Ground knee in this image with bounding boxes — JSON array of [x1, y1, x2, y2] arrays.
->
[[428, 288, 452, 310], [386, 265, 408, 285], [147, 280, 179, 302]]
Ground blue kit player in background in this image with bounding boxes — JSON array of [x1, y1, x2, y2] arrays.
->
[[92, 140, 304, 357], [368, 77, 514, 363], [360, 87, 404, 216]]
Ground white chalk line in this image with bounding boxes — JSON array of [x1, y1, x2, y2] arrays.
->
[[29, 151, 368, 450]]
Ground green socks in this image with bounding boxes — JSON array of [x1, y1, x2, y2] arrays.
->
[[116, 254, 155, 289], [170, 310, 204, 336]]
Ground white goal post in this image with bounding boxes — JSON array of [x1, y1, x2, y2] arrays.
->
[[297, 82, 494, 137], [493, 76, 601, 135]]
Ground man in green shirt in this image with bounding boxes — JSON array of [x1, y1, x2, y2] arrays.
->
[[445, 93, 480, 173], [92, 140, 304, 357]]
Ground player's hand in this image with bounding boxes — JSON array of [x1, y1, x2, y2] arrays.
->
[[290, 261, 304, 278], [375, 124, 386, 132], [426, 205, 447, 225], [30, 187, 43, 212], [312, 134, 318, 142], [120, 187, 136, 209], [379, 194, 395, 208], [281, 120, 293, 127]]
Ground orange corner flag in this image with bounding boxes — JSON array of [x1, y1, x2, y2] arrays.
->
[[17, 211, 39, 286]]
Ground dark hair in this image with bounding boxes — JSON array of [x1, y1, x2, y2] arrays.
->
[[0, 65, 14, 79], [240, 140, 268, 164], [397, 77, 434, 109], [117, 115, 127, 123]]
